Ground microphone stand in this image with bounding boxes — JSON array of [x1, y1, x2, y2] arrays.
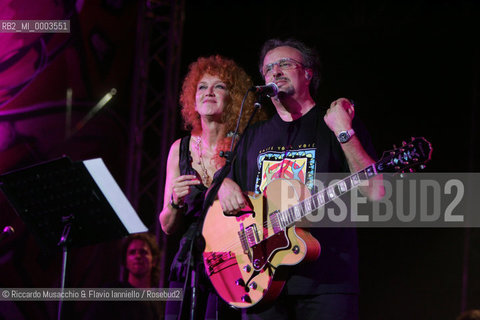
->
[[179, 89, 262, 320]]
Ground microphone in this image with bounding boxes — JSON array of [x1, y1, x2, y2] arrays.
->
[[0, 226, 14, 242], [251, 82, 279, 97]]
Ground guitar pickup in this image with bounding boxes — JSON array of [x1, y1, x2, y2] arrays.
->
[[269, 210, 282, 233], [245, 224, 260, 247], [238, 223, 249, 254]]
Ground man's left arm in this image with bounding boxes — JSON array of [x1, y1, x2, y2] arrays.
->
[[324, 98, 385, 201]]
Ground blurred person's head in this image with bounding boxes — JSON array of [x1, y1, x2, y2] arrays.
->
[[122, 233, 160, 287], [457, 309, 480, 320]]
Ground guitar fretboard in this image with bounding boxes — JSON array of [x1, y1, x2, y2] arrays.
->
[[272, 164, 378, 230]]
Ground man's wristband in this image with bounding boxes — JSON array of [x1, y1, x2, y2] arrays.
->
[[169, 194, 185, 209]]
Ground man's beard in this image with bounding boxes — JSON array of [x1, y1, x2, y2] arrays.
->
[[277, 85, 295, 99], [274, 77, 295, 97]]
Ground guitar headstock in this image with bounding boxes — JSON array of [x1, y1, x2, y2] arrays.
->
[[376, 137, 432, 173]]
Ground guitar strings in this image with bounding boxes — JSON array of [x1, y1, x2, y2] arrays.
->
[[209, 176, 359, 254], [206, 142, 429, 261], [208, 186, 340, 254], [209, 194, 319, 254]]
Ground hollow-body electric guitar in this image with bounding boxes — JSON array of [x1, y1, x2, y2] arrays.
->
[[202, 137, 432, 308]]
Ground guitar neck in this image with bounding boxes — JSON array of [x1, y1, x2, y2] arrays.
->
[[276, 163, 379, 229], [269, 137, 432, 230]]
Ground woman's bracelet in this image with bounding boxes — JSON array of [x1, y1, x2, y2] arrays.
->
[[169, 194, 185, 209]]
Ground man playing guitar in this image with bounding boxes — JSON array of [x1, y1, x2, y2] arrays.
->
[[216, 38, 385, 320]]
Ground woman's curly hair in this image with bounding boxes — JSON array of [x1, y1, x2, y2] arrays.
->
[[180, 55, 266, 167]]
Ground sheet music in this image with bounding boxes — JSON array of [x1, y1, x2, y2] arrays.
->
[[83, 158, 148, 234]]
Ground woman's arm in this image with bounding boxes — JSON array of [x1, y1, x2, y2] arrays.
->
[[159, 139, 200, 234]]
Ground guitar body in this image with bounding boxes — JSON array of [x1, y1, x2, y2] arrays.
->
[[202, 179, 321, 308]]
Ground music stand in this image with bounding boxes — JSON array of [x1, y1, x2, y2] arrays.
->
[[0, 156, 148, 320]]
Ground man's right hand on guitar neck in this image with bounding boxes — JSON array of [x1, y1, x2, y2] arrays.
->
[[217, 178, 247, 215]]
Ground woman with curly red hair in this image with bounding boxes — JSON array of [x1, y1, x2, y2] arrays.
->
[[160, 55, 265, 319]]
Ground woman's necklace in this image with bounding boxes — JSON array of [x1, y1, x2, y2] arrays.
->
[[195, 136, 211, 186]]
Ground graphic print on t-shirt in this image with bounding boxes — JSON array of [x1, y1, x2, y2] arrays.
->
[[254, 147, 316, 194]]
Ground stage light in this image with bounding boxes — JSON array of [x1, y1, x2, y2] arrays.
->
[[70, 88, 117, 136]]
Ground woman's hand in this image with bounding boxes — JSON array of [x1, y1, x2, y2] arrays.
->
[[171, 175, 201, 206]]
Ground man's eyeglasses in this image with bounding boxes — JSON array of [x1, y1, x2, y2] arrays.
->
[[262, 58, 305, 78]]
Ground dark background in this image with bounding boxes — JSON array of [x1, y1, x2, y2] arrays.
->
[[0, 0, 479, 319]]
